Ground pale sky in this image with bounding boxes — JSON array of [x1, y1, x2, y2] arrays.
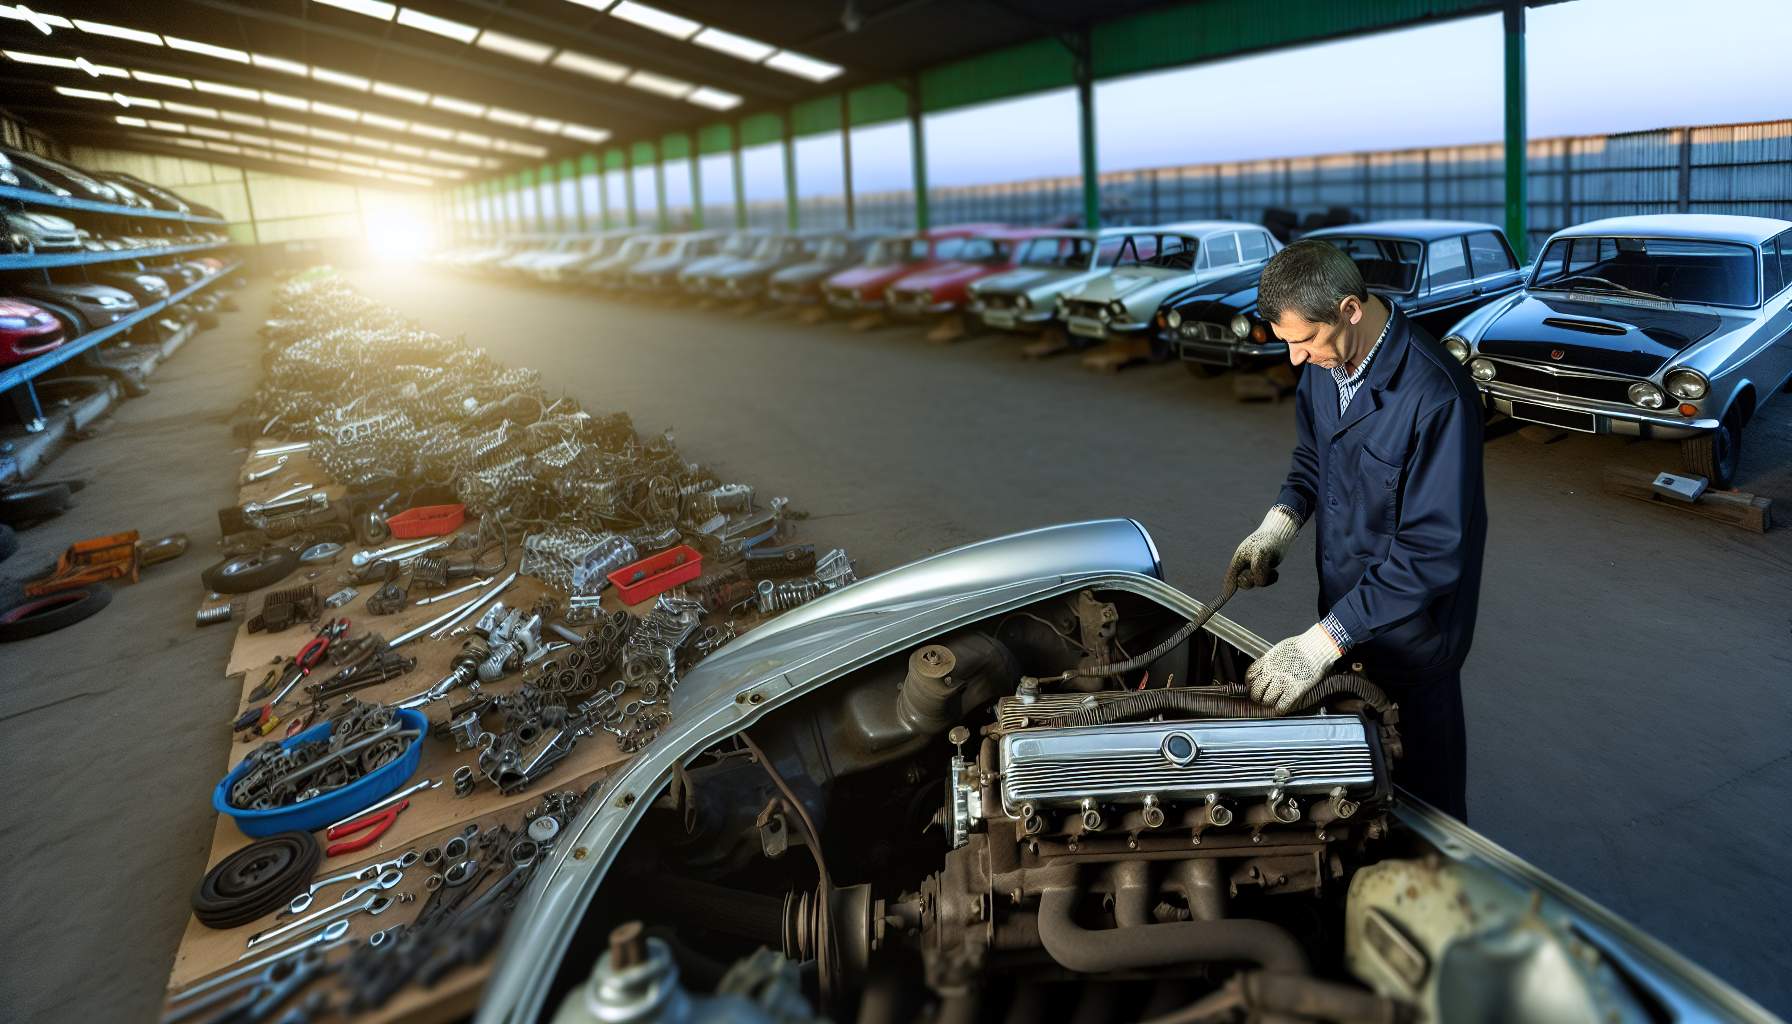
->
[[724, 0, 1790, 198]]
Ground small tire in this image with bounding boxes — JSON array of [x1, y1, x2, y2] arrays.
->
[[0, 483, 72, 525], [0, 524, 16, 563], [1680, 407, 1743, 489], [0, 586, 111, 642], [201, 547, 300, 594]]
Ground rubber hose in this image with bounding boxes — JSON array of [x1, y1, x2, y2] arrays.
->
[[1035, 888, 1309, 976], [1045, 673, 1393, 728], [1029, 580, 1236, 685], [191, 831, 321, 929]]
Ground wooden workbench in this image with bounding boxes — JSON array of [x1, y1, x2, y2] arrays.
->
[[161, 447, 730, 1023]]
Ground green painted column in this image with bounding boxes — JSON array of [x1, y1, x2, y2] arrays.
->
[[1074, 37, 1100, 231], [652, 147, 668, 229], [782, 113, 799, 231], [731, 126, 747, 229], [840, 95, 856, 230], [624, 151, 638, 227], [689, 149, 704, 229], [599, 152, 615, 229], [908, 81, 929, 231], [1503, 0, 1528, 260]]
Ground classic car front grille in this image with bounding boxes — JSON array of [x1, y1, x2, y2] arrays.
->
[[981, 293, 1013, 310], [1180, 321, 1231, 343], [1487, 360, 1635, 404], [1064, 299, 1107, 320]]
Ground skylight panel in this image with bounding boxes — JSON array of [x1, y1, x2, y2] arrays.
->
[[429, 95, 486, 117], [395, 8, 479, 43], [691, 27, 774, 63], [114, 93, 162, 109], [188, 125, 230, 140], [222, 111, 269, 128], [311, 0, 396, 19], [372, 81, 429, 104], [453, 130, 494, 148], [392, 143, 424, 157], [251, 53, 310, 76], [133, 70, 194, 89], [194, 80, 260, 101], [267, 118, 309, 134], [764, 50, 842, 82], [361, 112, 408, 131], [166, 37, 249, 63], [312, 67, 371, 90], [311, 101, 361, 122], [163, 101, 221, 119], [262, 91, 310, 111], [550, 50, 627, 82], [1, 8, 72, 31], [475, 30, 554, 64], [608, 2, 698, 39], [529, 116, 564, 133], [486, 107, 532, 128], [310, 127, 351, 143], [561, 123, 610, 143], [4, 50, 78, 69], [146, 119, 186, 133], [54, 85, 113, 101], [73, 20, 163, 46], [624, 69, 692, 99], [116, 115, 149, 127], [687, 86, 741, 111], [204, 141, 242, 154], [352, 135, 391, 151], [409, 123, 453, 140]]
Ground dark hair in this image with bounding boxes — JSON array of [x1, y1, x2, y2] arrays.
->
[[1258, 239, 1368, 325]]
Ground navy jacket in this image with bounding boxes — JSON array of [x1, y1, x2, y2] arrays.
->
[[1275, 304, 1487, 685]]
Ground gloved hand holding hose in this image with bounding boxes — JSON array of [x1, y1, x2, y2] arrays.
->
[[1224, 506, 1301, 591]]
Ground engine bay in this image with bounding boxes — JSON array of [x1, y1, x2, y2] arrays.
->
[[543, 588, 1662, 1024]]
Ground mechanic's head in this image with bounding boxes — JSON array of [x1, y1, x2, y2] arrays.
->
[[1259, 239, 1371, 369]]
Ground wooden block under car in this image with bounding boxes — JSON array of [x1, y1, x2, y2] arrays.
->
[[1600, 465, 1771, 533]]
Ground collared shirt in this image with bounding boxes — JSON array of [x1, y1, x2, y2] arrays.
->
[[1332, 307, 1393, 416]]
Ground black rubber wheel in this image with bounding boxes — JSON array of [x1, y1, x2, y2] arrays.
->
[[201, 547, 299, 594], [0, 524, 16, 563], [1183, 360, 1227, 377], [192, 832, 321, 929], [1681, 407, 1743, 489], [0, 586, 111, 642], [0, 483, 72, 525]]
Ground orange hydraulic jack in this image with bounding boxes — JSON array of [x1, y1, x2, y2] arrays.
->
[[25, 531, 142, 597]]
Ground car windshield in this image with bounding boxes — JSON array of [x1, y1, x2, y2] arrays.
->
[[1016, 236, 1096, 268], [751, 237, 785, 259], [866, 238, 912, 264], [1530, 236, 1758, 306], [721, 234, 757, 255], [1113, 234, 1190, 270], [816, 238, 850, 260], [951, 238, 1007, 263], [617, 238, 652, 259], [1321, 237, 1423, 292]]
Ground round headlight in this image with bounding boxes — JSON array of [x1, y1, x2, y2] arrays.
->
[[1097, 307, 1112, 322], [1016, 294, 1031, 311], [1443, 335, 1471, 362], [1229, 314, 1251, 340], [1628, 382, 1665, 409], [1469, 358, 1496, 382], [1108, 301, 1127, 319], [1664, 368, 1707, 400], [1055, 295, 1068, 313], [1165, 309, 1181, 329]]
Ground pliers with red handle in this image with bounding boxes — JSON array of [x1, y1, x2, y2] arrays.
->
[[269, 618, 348, 707], [324, 798, 409, 857]]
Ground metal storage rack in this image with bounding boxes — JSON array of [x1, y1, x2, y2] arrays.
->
[[1, 182, 237, 429]]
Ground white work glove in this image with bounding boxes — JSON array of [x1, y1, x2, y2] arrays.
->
[[1247, 623, 1342, 713], [1225, 507, 1301, 592]]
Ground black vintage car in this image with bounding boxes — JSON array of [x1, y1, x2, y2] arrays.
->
[[1164, 220, 1526, 373]]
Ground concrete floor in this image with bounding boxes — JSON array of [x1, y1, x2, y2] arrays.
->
[[2, 266, 1787, 1021], [0, 285, 259, 1023]]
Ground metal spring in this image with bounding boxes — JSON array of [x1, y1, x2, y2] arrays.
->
[[195, 601, 237, 627], [756, 577, 828, 614]]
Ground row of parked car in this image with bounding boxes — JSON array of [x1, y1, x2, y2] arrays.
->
[[0, 255, 230, 368], [434, 211, 1792, 488]]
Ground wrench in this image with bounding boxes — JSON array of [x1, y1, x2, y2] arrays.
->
[[451, 841, 538, 923], [414, 576, 494, 606], [322, 778, 440, 833], [287, 849, 420, 914], [240, 893, 393, 960], [251, 441, 310, 458], [162, 940, 337, 1023], [351, 536, 443, 568], [167, 921, 348, 1006], [247, 869, 400, 949], [242, 456, 287, 483]]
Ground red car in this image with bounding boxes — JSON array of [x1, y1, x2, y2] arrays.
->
[[0, 298, 66, 367], [884, 227, 1055, 318], [820, 223, 1008, 315]]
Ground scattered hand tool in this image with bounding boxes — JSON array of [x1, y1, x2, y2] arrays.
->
[[325, 799, 410, 857], [24, 530, 141, 596], [233, 619, 349, 733]]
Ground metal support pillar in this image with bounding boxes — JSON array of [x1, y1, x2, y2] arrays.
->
[[1502, 0, 1528, 260], [576, 166, 589, 231], [652, 145, 668, 229], [598, 163, 612, 229], [238, 167, 261, 245], [731, 126, 747, 229], [689, 144, 704, 229], [841, 94, 856, 230], [1069, 30, 1099, 231], [782, 113, 799, 231], [624, 152, 638, 227], [908, 77, 929, 231]]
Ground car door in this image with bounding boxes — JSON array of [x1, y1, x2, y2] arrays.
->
[[1410, 235, 1479, 337], [1745, 231, 1792, 402]]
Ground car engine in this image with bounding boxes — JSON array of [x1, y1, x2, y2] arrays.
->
[[551, 588, 1634, 1023]]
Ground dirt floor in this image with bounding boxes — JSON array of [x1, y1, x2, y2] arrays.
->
[[1, 265, 1786, 1021]]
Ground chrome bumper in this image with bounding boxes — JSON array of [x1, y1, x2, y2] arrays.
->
[[826, 293, 882, 311], [1479, 382, 1718, 440], [888, 299, 955, 317], [977, 307, 1052, 330], [1173, 336, 1287, 366]]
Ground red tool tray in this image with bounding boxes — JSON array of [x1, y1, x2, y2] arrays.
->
[[608, 544, 702, 605], [386, 504, 465, 538]]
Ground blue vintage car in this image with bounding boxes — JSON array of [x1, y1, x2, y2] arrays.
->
[[1444, 214, 1792, 486], [1164, 220, 1525, 374]]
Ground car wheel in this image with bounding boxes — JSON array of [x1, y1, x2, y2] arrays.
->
[[1681, 407, 1743, 489], [0, 586, 111, 643], [200, 547, 299, 594], [0, 483, 73, 526], [1183, 361, 1226, 378]]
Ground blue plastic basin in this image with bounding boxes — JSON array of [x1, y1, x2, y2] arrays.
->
[[213, 708, 427, 837]]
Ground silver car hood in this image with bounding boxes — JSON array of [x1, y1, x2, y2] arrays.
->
[[477, 518, 1770, 1024], [478, 519, 1163, 1021]]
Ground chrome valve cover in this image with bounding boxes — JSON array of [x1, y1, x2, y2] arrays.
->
[[997, 715, 1379, 816]]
